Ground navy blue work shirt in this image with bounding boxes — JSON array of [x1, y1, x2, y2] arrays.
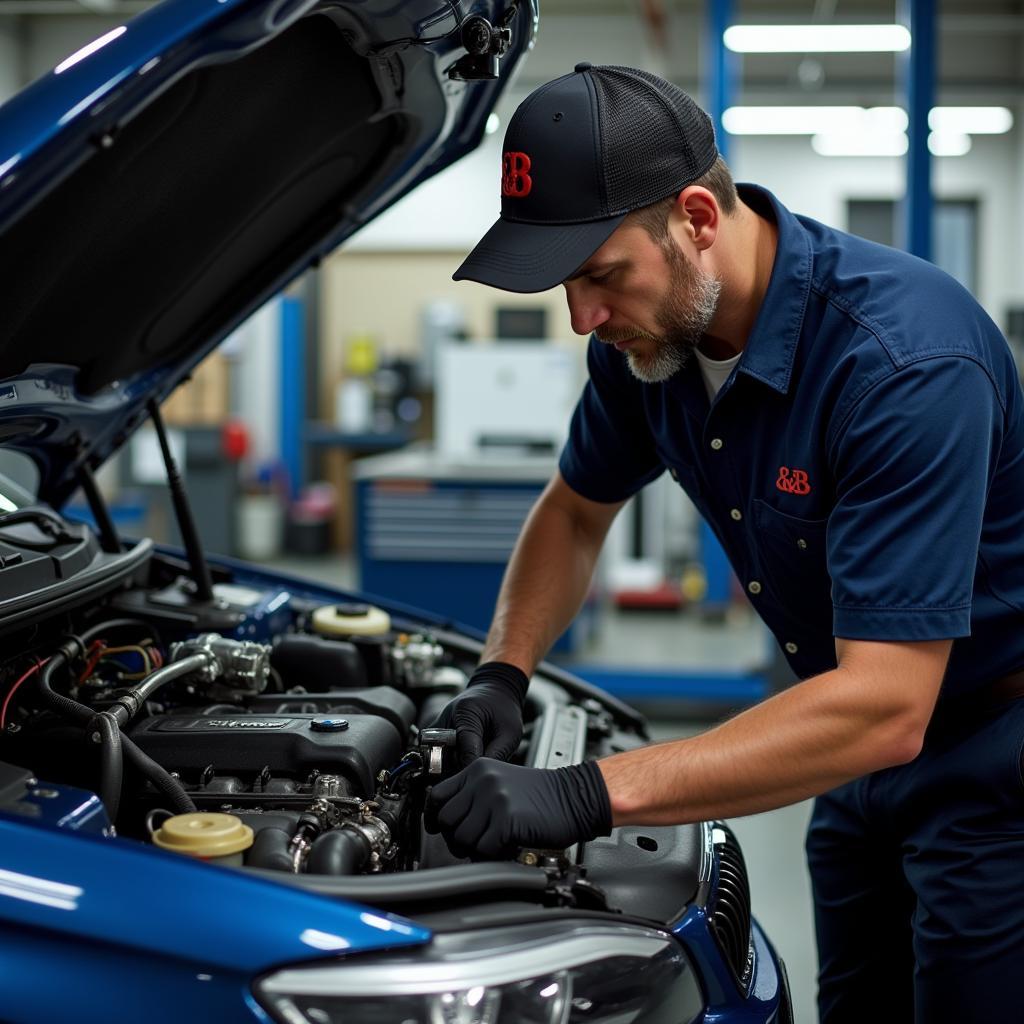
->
[[559, 184, 1024, 696]]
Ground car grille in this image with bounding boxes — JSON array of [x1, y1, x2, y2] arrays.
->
[[709, 824, 753, 991]]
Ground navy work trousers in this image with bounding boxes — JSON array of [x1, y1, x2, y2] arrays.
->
[[806, 695, 1024, 1023]]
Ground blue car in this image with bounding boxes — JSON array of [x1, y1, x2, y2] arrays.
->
[[0, 1, 792, 1021]]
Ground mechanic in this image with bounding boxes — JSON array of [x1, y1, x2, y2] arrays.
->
[[426, 63, 1024, 1021]]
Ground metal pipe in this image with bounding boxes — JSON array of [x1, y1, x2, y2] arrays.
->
[[109, 652, 211, 727]]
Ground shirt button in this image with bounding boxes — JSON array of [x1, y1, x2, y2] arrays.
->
[[797, 538, 808, 550], [747, 580, 762, 595], [730, 508, 742, 521], [710, 438, 724, 451], [670, 468, 678, 480], [785, 642, 799, 654]]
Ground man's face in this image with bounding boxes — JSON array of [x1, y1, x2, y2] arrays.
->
[[563, 222, 721, 383]]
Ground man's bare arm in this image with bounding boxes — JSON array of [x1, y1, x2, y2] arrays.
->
[[481, 471, 625, 674], [599, 637, 951, 824]]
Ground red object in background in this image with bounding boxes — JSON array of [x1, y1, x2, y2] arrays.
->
[[613, 581, 684, 610], [222, 420, 249, 461]]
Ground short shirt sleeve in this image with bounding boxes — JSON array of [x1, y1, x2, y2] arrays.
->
[[558, 337, 664, 503], [828, 356, 1003, 641]]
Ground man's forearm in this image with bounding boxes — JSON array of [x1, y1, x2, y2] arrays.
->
[[598, 657, 939, 825], [481, 485, 610, 674]]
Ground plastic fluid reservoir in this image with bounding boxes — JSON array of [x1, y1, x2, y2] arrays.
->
[[312, 602, 391, 637], [152, 812, 254, 866]]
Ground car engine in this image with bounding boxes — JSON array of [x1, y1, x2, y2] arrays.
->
[[0, 571, 651, 885]]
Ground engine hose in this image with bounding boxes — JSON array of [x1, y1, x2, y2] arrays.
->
[[307, 828, 372, 876], [88, 711, 122, 822], [247, 828, 296, 871], [119, 736, 195, 814], [38, 646, 195, 815], [38, 648, 91, 724]]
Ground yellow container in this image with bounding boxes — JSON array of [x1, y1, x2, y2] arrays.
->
[[312, 603, 391, 637], [152, 812, 254, 866]]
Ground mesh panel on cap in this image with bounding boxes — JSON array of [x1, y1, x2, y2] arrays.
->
[[593, 65, 718, 214]]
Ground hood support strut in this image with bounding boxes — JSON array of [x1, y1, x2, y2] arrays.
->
[[77, 462, 120, 554], [146, 398, 214, 603]]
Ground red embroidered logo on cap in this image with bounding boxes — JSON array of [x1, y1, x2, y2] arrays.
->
[[501, 151, 533, 197], [776, 467, 811, 495]]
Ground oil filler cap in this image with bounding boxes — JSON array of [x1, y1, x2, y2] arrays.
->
[[311, 717, 349, 732]]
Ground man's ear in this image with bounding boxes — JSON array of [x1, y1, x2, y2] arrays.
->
[[669, 186, 719, 252]]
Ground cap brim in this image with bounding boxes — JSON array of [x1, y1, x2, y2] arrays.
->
[[453, 213, 628, 294]]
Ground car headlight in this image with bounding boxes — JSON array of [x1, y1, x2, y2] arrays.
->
[[254, 921, 703, 1024]]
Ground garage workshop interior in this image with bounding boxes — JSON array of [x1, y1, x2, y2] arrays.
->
[[1, 1, 1023, 1022]]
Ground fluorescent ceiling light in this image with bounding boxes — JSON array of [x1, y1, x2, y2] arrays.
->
[[726, 106, 1011, 139], [928, 131, 972, 157], [811, 132, 908, 157], [724, 106, 907, 135], [724, 24, 911, 53], [929, 106, 1013, 135], [54, 25, 126, 74]]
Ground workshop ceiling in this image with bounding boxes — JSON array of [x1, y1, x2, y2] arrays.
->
[[1, 0, 1022, 106]]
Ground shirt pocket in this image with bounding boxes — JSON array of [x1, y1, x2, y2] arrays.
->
[[753, 499, 832, 615]]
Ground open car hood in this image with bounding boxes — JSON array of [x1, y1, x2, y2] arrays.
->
[[0, 0, 535, 505]]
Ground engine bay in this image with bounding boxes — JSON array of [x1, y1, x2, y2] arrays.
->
[[0, 531, 712, 917]]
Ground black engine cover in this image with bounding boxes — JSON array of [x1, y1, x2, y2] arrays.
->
[[129, 712, 401, 797]]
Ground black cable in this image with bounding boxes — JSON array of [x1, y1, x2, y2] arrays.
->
[[80, 617, 164, 651]]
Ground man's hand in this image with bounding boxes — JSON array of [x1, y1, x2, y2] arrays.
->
[[431, 662, 529, 766], [424, 758, 613, 860]]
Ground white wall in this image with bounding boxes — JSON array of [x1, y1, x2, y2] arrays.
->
[[0, 23, 20, 105], [354, 117, 1023, 329], [24, 15, 123, 83], [730, 131, 1023, 327]]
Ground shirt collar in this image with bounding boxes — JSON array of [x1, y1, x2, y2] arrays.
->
[[732, 183, 813, 396]]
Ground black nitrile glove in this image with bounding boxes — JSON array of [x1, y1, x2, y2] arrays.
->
[[431, 661, 529, 766], [424, 758, 613, 860]]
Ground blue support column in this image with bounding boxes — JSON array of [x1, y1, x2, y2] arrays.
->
[[279, 295, 305, 500], [703, 0, 737, 161], [700, 518, 733, 611], [900, 0, 935, 261], [699, 0, 738, 613]]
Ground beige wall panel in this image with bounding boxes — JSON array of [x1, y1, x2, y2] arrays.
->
[[318, 250, 579, 418]]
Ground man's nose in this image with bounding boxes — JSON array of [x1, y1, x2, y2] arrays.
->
[[564, 281, 610, 337]]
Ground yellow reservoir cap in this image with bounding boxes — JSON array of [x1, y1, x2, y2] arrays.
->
[[152, 812, 254, 859], [312, 603, 391, 637]]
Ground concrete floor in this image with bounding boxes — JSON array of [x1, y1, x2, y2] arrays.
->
[[267, 554, 820, 1022]]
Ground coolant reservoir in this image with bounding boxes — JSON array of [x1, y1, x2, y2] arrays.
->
[[312, 602, 391, 637], [152, 812, 254, 866]]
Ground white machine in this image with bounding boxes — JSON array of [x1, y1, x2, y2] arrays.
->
[[435, 341, 580, 459]]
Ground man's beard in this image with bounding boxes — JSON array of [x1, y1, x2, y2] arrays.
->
[[596, 242, 721, 384]]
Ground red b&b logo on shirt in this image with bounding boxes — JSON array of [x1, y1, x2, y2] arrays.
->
[[502, 151, 532, 197], [777, 467, 811, 495]]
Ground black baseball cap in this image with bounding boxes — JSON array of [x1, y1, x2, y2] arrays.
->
[[453, 62, 719, 294]]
